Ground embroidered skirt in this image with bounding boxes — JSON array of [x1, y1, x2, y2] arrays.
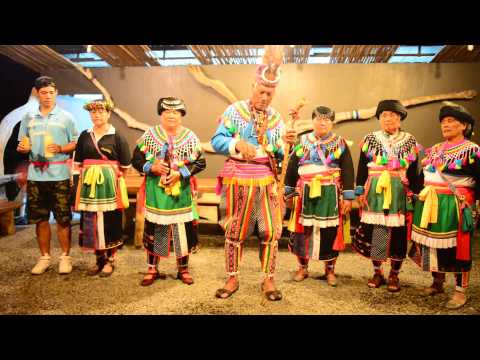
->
[[144, 176, 194, 225], [76, 160, 121, 212]]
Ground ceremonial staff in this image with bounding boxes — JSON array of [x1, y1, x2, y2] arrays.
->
[[278, 98, 306, 202]]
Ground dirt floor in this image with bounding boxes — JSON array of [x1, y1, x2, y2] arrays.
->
[[0, 223, 479, 315]]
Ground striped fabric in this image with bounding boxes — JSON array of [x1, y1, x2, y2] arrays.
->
[[220, 182, 282, 276], [219, 158, 275, 187]]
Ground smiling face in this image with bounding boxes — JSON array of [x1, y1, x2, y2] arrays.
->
[[160, 109, 182, 131], [250, 83, 276, 111], [440, 116, 467, 141], [37, 86, 57, 109], [312, 116, 333, 137], [89, 107, 110, 129], [379, 110, 401, 134]]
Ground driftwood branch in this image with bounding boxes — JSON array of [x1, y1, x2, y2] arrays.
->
[[70, 63, 150, 132], [187, 65, 238, 104], [294, 89, 478, 135]]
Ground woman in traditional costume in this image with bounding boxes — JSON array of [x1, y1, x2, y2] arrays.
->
[[409, 102, 480, 309], [352, 100, 421, 292], [285, 106, 354, 287], [132, 97, 206, 286], [74, 99, 131, 277]]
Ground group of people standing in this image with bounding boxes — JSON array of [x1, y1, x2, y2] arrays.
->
[[15, 64, 479, 310]]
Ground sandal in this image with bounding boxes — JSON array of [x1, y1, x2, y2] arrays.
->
[[87, 256, 106, 276], [99, 259, 115, 278], [177, 270, 194, 285], [261, 283, 283, 301], [140, 271, 166, 286], [387, 274, 401, 292], [368, 273, 386, 288], [293, 268, 309, 282], [215, 285, 239, 299], [326, 273, 337, 287]]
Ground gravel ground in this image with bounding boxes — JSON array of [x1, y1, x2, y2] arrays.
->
[[0, 223, 479, 315]]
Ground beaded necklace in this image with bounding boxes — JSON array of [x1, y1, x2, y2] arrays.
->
[[422, 139, 480, 172]]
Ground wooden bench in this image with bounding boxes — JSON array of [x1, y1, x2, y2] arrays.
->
[[0, 199, 22, 236]]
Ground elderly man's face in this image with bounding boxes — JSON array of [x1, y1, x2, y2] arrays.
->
[[250, 83, 275, 111]]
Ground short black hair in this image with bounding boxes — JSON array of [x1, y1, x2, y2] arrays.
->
[[34, 76, 57, 91]]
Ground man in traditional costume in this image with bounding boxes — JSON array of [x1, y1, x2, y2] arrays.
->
[[132, 97, 206, 286], [17, 76, 79, 275], [211, 63, 297, 300], [409, 103, 480, 309], [352, 100, 421, 292], [285, 106, 354, 287], [74, 99, 131, 277]]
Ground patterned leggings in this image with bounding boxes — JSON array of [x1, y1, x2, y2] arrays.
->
[[220, 183, 282, 277]]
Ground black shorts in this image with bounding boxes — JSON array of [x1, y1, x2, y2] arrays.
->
[[26, 180, 72, 225]]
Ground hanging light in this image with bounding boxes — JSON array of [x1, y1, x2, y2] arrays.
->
[[467, 45, 474, 51]]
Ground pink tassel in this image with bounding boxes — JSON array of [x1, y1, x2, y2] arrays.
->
[[389, 158, 400, 170], [448, 162, 456, 170]]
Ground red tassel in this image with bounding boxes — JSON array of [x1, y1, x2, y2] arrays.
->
[[455, 190, 474, 261], [333, 199, 345, 251], [405, 212, 413, 241], [215, 176, 223, 195]]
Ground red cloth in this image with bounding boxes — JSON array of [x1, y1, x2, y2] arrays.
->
[[333, 191, 345, 251], [456, 188, 475, 261]]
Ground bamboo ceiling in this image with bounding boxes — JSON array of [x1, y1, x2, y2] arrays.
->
[[1, 45, 480, 74], [330, 45, 399, 64], [90, 45, 159, 66], [0, 45, 76, 72], [432, 45, 480, 62]]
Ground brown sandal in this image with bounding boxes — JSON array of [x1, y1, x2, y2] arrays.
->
[[87, 256, 106, 276], [215, 285, 239, 299], [99, 259, 115, 278], [140, 271, 166, 286], [368, 273, 386, 288], [293, 268, 309, 282], [387, 274, 401, 292], [261, 284, 283, 301], [177, 270, 194, 285]]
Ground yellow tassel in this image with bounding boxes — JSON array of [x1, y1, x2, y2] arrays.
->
[[83, 165, 105, 198], [334, 148, 342, 159], [118, 176, 130, 209], [309, 177, 322, 198], [287, 197, 298, 232], [308, 173, 339, 198], [375, 170, 392, 210], [418, 185, 438, 228]]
